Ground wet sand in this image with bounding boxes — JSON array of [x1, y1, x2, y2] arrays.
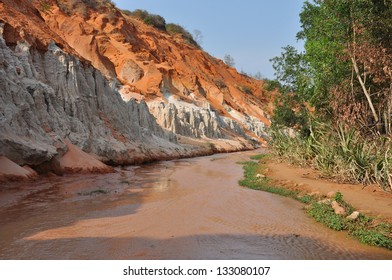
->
[[0, 149, 391, 259]]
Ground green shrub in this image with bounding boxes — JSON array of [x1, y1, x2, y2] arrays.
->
[[123, 9, 149, 20], [250, 154, 266, 161], [350, 229, 392, 249], [263, 79, 282, 91], [39, 0, 51, 13], [123, 9, 166, 31], [166, 23, 200, 48], [307, 203, 347, 231], [144, 14, 166, 30]]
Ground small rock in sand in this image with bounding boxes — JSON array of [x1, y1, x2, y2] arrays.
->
[[318, 199, 331, 205], [331, 201, 346, 215], [346, 211, 360, 221], [327, 191, 337, 198]]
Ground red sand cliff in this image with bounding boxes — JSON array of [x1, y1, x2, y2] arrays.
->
[[0, 0, 272, 180]]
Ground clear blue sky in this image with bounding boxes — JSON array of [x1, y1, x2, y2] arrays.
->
[[113, 0, 305, 79]]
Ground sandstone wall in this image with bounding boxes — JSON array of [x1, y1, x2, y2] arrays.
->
[[0, 26, 185, 168]]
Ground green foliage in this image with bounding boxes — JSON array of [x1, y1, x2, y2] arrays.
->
[[271, 46, 312, 95], [272, 0, 392, 133], [263, 79, 281, 91], [123, 9, 166, 30], [333, 192, 343, 203], [270, 46, 313, 130], [297, 194, 316, 204], [348, 217, 392, 249], [144, 14, 166, 30], [270, 123, 392, 191], [39, 0, 51, 13], [297, 0, 352, 107], [307, 203, 347, 231], [123, 10, 200, 48], [123, 9, 149, 19], [239, 161, 298, 198], [250, 154, 266, 161], [166, 23, 200, 48], [271, 94, 310, 131], [350, 229, 392, 249]]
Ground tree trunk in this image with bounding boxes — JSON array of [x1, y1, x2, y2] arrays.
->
[[351, 56, 379, 124], [388, 84, 392, 135]]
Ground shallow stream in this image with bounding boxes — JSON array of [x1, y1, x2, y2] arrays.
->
[[0, 150, 391, 259]]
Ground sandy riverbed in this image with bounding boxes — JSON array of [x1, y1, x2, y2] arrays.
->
[[0, 150, 391, 259]]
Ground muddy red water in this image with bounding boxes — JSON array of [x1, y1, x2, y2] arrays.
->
[[0, 150, 391, 259]]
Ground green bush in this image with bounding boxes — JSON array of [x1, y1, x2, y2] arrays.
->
[[122, 9, 200, 48], [263, 79, 281, 91], [123, 9, 166, 31], [166, 23, 200, 48], [307, 203, 347, 231], [123, 9, 148, 19], [39, 0, 51, 13], [144, 14, 166, 30]]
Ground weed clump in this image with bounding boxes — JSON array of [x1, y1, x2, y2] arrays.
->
[[78, 189, 108, 196]]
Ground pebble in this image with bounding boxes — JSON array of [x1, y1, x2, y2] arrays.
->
[[346, 211, 360, 221], [327, 191, 337, 198], [331, 201, 346, 215]]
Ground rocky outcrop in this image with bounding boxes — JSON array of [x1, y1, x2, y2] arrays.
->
[[225, 105, 268, 139], [28, 0, 272, 127], [331, 201, 346, 216], [0, 30, 186, 169], [147, 100, 259, 141]]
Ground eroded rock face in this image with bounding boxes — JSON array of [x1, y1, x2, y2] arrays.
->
[[0, 0, 270, 178], [148, 101, 223, 139], [225, 105, 268, 139], [147, 99, 260, 141], [0, 34, 182, 167]]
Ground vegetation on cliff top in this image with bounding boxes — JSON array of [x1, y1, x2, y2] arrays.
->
[[269, 0, 392, 192], [122, 9, 202, 48]]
